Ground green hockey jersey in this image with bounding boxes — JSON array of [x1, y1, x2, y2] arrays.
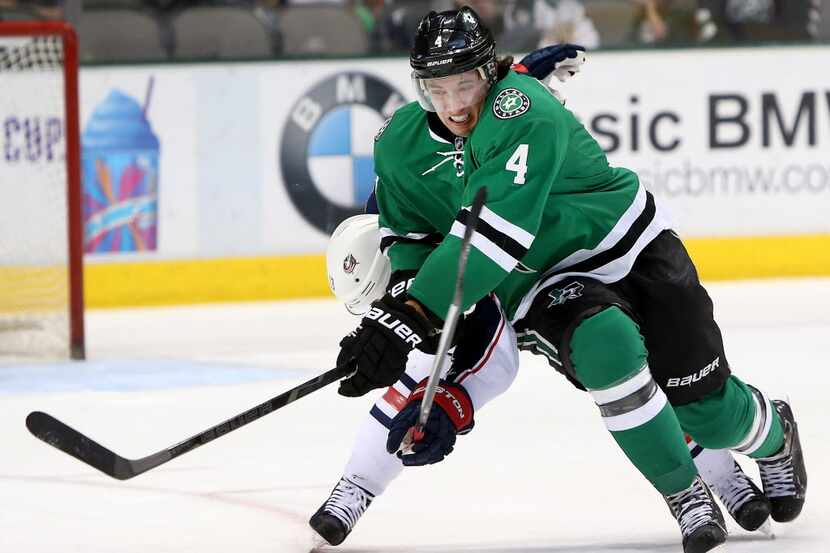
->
[[375, 71, 670, 322]]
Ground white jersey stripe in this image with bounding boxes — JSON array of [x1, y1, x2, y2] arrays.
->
[[479, 206, 535, 248], [391, 380, 411, 398], [511, 195, 671, 323], [379, 227, 432, 241], [547, 184, 648, 274], [450, 221, 518, 273]]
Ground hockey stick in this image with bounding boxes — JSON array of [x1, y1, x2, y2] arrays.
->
[[25, 364, 353, 480], [414, 186, 487, 437]]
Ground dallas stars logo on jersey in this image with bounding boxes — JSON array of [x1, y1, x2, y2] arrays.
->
[[493, 88, 531, 119], [547, 282, 585, 307]]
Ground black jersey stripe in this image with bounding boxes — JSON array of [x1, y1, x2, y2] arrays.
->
[[379, 232, 443, 255], [545, 191, 656, 278], [456, 209, 529, 262]]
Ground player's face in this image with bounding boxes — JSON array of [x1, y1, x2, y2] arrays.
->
[[424, 71, 489, 137]]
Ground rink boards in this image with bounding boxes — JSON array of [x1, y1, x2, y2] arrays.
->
[[11, 45, 826, 307], [81, 233, 830, 307]]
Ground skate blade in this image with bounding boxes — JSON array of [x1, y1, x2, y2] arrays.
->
[[757, 519, 775, 539], [308, 530, 330, 551]]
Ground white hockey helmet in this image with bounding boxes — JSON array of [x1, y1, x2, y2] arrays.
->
[[326, 214, 391, 315]]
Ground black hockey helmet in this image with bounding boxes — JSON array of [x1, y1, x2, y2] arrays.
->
[[410, 7, 497, 83]]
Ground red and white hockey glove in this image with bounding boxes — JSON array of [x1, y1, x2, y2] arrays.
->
[[386, 378, 475, 466]]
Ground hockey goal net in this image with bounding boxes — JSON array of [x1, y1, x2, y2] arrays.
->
[[0, 21, 84, 360]]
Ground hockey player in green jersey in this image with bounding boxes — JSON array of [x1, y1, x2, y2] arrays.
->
[[334, 7, 807, 553], [311, 44, 772, 548]]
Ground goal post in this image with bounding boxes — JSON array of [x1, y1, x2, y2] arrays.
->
[[0, 21, 85, 360]]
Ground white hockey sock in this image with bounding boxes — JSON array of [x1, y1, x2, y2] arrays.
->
[[342, 414, 404, 497], [688, 439, 735, 488], [342, 353, 431, 496]]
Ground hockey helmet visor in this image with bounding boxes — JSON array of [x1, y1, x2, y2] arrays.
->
[[413, 69, 490, 113]]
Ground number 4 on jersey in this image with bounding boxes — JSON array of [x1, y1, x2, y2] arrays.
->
[[506, 144, 529, 185]]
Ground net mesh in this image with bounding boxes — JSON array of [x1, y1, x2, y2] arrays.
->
[[0, 31, 71, 360], [0, 35, 64, 71]]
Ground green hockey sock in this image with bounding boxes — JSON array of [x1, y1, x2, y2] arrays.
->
[[674, 375, 784, 458], [750, 412, 784, 459], [571, 307, 697, 495]]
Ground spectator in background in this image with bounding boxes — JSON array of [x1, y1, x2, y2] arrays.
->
[[252, 0, 283, 55], [144, 0, 206, 11], [141, 0, 282, 56], [460, 0, 505, 36], [0, 0, 64, 19], [696, 0, 823, 42], [501, 0, 598, 51], [630, 0, 699, 44], [353, 0, 387, 51], [354, 0, 384, 35], [368, 1, 427, 52], [361, 0, 507, 54], [534, 0, 599, 48], [632, 0, 669, 42], [501, 0, 546, 51]]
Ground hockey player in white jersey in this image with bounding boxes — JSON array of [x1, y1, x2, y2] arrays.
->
[[313, 213, 519, 545], [311, 214, 773, 546]]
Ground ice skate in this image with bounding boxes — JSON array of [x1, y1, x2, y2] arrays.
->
[[309, 476, 374, 546], [708, 461, 771, 531], [756, 399, 807, 522], [664, 475, 727, 553]]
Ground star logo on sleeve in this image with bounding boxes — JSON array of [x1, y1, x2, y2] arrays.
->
[[493, 88, 531, 119]]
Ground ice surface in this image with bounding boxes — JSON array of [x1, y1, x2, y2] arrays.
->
[[1, 279, 829, 552]]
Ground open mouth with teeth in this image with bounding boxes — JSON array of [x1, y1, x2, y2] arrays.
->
[[449, 114, 470, 123]]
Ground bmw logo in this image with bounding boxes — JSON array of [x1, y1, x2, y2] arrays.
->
[[280, 72, 406, 234]]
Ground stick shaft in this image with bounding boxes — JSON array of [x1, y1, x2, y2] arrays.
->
[[417, 187, 487, 429], [167, 365, 350, 458]]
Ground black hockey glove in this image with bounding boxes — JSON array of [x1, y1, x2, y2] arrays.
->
[[514, 43, 586, 82], [337, 293, 436, 397], [386, 378, 475, 466]]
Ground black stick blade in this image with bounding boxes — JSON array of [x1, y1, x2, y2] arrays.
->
[[25, 411, 137, 480], [24, 365, 349, 480]]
